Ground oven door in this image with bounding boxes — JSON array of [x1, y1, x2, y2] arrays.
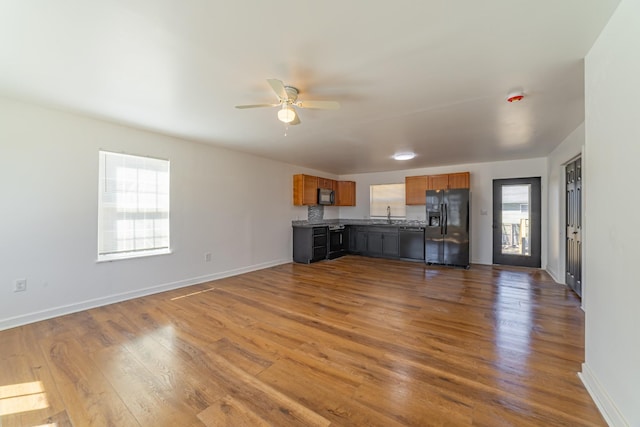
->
[[328, 230, 345, 259]]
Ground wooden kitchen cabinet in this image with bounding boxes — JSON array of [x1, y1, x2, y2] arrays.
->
[[405, 175, 428, 205], [448, 172, 470, 189], [427, 174, 450, 191], [406, 172, 471, 205], [335, 181, 356, 206], [293, 174, 318, 206], [293, 174, 355, 206], [317, 177, 335, 190], [428, 172, 470, 190]]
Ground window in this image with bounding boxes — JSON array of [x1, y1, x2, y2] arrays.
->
[[370, 183, 406, 218], [97, 151, 170, 261]]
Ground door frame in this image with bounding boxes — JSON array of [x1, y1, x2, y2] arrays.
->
[[492, 177, 542, 268]]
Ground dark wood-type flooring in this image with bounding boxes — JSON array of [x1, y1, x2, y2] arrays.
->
[[0, 256, 605, 426]]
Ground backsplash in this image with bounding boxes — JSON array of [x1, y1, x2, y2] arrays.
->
[[406, 205, 427, 221], [308, 205, 324, 223]]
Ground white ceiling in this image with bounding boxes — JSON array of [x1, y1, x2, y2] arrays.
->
[[0, 1, 619, 174]]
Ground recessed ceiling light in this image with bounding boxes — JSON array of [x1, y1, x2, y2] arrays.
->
[[393, 152, 416, 161]]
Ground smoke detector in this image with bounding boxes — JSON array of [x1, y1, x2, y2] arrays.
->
[[507, 90, 525, 103]]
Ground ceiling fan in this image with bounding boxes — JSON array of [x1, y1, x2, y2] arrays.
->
[[235, 79, 340, 125]]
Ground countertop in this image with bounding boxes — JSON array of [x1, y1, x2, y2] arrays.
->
[[292, 219, 427, 228]]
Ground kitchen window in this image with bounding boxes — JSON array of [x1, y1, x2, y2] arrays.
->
[[97, 151, 170, 261], [370, 183, 406, 218]]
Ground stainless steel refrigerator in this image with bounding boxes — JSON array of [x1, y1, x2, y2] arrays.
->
[[425, 188, 470, 268]]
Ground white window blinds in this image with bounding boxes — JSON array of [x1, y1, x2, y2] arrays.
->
[[98, 151, 170, 261], [369, 183, 406, 218]]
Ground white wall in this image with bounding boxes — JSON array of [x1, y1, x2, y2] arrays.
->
[[546, 123, 584, 284], [339, 157, 548, 265], [0, 97, 327, 330], [582, 0, 640, 425]]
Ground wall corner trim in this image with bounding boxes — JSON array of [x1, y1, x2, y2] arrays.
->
[[579, 363, 630, 427]]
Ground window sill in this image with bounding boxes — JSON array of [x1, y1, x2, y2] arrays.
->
[[97, 248, 172, 263]]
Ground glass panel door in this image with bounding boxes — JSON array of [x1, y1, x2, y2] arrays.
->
[[492, 178, 541, 268], [500, 184, 531, 256]]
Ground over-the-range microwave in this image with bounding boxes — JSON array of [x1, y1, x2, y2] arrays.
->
[[318, 188, 335, 205]]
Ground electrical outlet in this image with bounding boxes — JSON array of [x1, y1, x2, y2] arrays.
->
[[204, 252, 212, 262], [14, 279, 27, 292]]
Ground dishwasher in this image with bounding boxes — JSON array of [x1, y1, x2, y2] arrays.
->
[[399, 226, 425, 261]]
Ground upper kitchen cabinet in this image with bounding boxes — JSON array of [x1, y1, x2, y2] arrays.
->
[[406, 172, 471, 205], [293, 174, 318, 206], [293, 174, 355, 206], [405, 176, 428, 205], [317, 177, 335, 190], [428, 172, 470, 190], [448, 172, 470, 189], [335, 181, 356, 206], [427, 174, 450, 190]]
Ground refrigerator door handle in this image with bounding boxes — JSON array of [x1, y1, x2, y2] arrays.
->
[[444, 203, 448, 235], [440, 203, 444, 234], [466, 202, 470, 233]]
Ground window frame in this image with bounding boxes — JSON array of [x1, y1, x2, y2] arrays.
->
[[369, 183, 406, 219], [97, 150, 171, 262]]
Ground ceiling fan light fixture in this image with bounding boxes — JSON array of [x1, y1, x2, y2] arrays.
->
[[236, 79, 339, 127], [393, 152, 416, 161], [278, 106, 296, 123]]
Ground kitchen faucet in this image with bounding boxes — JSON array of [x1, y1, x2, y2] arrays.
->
[[387, 205, 391, 223]]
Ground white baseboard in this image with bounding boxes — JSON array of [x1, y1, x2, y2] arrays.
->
[[579, 362, 629, 427], [470, 259, 490, 265], [0, 258, 291, 331], [545, 266, 564, 284]]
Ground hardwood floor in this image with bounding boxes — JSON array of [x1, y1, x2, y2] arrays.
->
[[0, 256, 605, 426]]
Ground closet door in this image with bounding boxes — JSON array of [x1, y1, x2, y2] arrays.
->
[[566, 158, 582, 297]]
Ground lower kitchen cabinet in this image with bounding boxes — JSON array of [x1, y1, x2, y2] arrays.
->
[[384, 233, 399, 257], [293, 226, 328, 263], [355, 227, 368, 254], [345, 226, 355, 252], [366, 227, 399, 258], [345, 226, 362, 253], [293, 224, 412, 263]]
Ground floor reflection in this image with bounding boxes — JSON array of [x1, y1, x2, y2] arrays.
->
[[494, 271, 533, 373]]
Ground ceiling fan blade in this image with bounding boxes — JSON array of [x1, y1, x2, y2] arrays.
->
[[294, 100, 340, 110], [289, 114, 301, 125], [267, 79, 288, 101], [235, 103, 280, 109]]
